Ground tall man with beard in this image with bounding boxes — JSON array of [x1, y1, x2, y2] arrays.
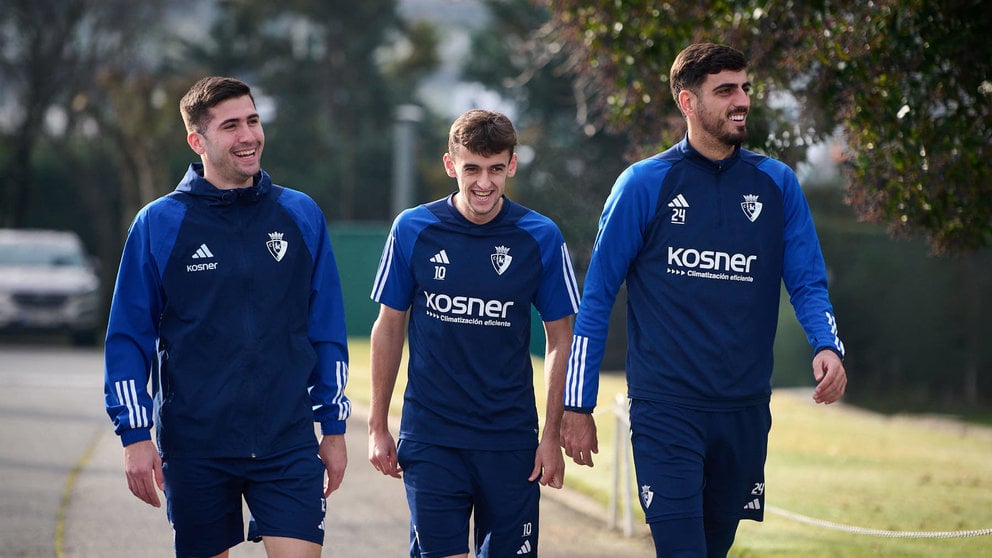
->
[[560, 43, 848, 557]]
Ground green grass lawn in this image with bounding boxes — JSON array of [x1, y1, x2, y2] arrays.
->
[[344, 337, 992, 557]]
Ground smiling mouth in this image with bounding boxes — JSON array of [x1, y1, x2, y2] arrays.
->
[[234, 149, 257, 158], [729, 112, 747, 123]]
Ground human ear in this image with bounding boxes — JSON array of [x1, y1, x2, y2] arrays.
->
[[442, 153, 457, 178], [677, 90, 695, 116], [187, 131, 205, 155], [506, 153, 518, 177]]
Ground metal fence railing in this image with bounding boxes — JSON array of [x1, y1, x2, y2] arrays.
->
[[607, 393, 635, 536]]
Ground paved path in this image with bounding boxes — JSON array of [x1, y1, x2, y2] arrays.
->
[[64, 411, 654, 557], [0, 343, 652, 557]]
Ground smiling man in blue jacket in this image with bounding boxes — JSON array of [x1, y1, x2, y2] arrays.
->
[[104, 76, 350, 558], [561, 44, 848, 557]]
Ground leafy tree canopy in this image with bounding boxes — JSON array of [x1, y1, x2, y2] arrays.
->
[[546, 0, 992, 254]]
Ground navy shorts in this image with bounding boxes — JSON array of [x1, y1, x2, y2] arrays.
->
[[396, 440, 540, 558], [162, 447, 326, 558], [628, 399, 771, 525]]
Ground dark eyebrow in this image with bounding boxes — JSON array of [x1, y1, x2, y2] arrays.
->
[[712, 81, 751, 92], [218, 113, 260, 128]]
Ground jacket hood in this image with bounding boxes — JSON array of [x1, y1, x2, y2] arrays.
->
[[175, 163, 272, 206]]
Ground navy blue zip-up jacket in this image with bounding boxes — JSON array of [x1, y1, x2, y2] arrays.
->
[[565, 138, 844, 411], [104, 163, 350, 458]]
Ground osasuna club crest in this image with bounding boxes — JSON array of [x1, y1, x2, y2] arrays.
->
[[266, 231, 288, 262], [640, 484, 654, 509], [491, 245, 512, 275], [740, 194, 763, 222]]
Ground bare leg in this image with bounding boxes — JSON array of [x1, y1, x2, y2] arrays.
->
[[262, 536, 322, 558]]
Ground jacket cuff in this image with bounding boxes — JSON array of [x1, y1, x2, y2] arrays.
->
[[320, 419, 347, 436], [564, 405, 595, 415], [120, 428, 152, 447], [814, 346, 845, 361]]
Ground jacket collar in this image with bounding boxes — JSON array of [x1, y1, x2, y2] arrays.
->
[[678, 135, 741, 171], [175, 163, 272, 206]]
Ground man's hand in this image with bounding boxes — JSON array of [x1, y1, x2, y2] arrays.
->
[[560, 411, 599, 467], [530, 434, 565, 488], [368, 429, 402, 479], [123, 439, 164, 507], [319, 434, 347, 496], [812, 350, 847, 404]]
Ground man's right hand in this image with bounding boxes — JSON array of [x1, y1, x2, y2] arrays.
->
[[368, 429, 402, 479], [123, 439, 164, 507], [561, 411, 599, 467]]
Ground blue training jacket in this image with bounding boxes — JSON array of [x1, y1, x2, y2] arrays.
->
[[565, 137, 844, 412], [104, 163, 350, 458]]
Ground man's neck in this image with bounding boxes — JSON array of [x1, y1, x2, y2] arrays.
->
[[686, 130, 736, 162]]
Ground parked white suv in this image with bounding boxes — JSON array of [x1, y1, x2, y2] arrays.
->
[[0, 229, 102, 345]]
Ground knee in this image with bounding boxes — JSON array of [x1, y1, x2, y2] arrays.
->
[[703, 518, 739, 558], [649, 516, 705, 557]]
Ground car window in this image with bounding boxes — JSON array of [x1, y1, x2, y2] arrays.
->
[[0, 242, 87, 267]]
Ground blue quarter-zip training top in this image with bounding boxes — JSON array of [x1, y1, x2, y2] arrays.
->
[[104, 163, 350, 458], [565, 137, 844, 412]]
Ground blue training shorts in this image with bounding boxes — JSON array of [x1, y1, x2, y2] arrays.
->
[[628, 399, 771, 525], [397, 440, 540, 558], [162, 446, 327, 558]]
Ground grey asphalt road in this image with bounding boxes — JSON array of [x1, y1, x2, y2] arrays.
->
[[0, 342, 653, 557]]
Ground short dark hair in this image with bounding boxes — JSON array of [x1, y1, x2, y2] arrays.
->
[[447, 109, 517, 159], [180, 76, 255, 133], [669, 43, 748, 104]]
